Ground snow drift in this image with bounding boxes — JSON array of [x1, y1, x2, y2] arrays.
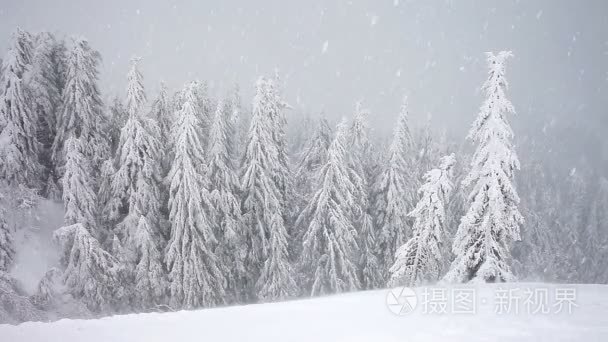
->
[[1, 283, 607, 341]]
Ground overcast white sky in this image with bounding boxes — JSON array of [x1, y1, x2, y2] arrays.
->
[[1, 0, 607, 159]]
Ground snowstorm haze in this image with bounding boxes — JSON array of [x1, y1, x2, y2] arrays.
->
[[1, 0, 605, 141], [3, 0, 608, 335]]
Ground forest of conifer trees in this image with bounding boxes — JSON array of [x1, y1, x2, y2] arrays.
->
[[0, 28, 606, 324]]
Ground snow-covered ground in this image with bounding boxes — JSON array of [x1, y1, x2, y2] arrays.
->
[[2, 283, 607, 341]]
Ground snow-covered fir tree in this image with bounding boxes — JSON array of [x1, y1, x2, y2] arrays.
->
[[61, 137, 98, 230], [296, 118, 361, 295], [266, 77, 293, 220], [390, 154, 455, 286], [445, 51, 523, 283], [27, 32, 65, 194], [0, 205, 12, 271], [373, 97, 415, 280], [240, 77, 296, 301], [53, 37, 109, 173], [150, 81, 172, 172], [0, 28, 42, 186], [53, 222, 120, 313], [107, 96, 127, 154], [165, 83, 225, 309], [293, 117, 332, 212], [207, 99, 246, 302], [226, 84, 248, 164], [347, 102, 382, 289], [111, 58, 166, 308], [55, 136, 120, 312]]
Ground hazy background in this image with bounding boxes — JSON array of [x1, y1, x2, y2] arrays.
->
[[0, 0, 606, 170]]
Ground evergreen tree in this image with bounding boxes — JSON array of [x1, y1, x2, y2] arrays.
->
[[296, 118, 361, 295], [53, 223, 120, 313], [224, 84, 243, 163], [107, 96, 127, 154], [55, 136, 119, 312], [151, 82, 171, 139], [111, 58, 166, 308], [28, 32, 65, 194], [373, 98, 415, 279], [445, 51, 523, 283], [294, 117, 333, 212], [347, 102, 381, 289], [0, 28, 41, 186], [165, 83, 225, 309], [53, 37, 109, 173], [241, 77, 296, 301], [292, 117, 333, 256], [207, 99, 246, 302], [266, 78, 292, 219], [0, 206, 13, 271], [61, 137, 97, 230], [390, 154, 455, 286]]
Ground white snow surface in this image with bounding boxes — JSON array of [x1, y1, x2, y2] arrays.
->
[[1, 283, 607, 341]]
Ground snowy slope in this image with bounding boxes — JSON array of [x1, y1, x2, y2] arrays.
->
[[1, 283, 607, 342]]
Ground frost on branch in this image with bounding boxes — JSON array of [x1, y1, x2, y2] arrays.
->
[[390, 154, 455, 286], [445, 51, 523, 283]]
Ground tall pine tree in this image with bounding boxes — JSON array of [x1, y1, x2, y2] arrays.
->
[[0, 28, 41, 186], [53, 37, 109, 174], [373, 97, 415, 281], [445, 51, 523, 283], [54, 136, 120, 312], [241, 77, 296, 301], [112, 58, 166, 308], [207, 99, 246, 302], [296, 118, 360, 295], [165, 83, 225, 308], [390, 154, 455, 286]]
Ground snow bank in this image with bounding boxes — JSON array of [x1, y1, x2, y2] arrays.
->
[[1, 283, 607, 341]]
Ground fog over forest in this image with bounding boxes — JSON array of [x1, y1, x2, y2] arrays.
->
[[1, 0, 606, 171], [0, 0, 607, 334]]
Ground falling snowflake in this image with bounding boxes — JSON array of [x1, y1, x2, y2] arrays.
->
[[370, 15, 379, 27], [322, 40, 329, 54]]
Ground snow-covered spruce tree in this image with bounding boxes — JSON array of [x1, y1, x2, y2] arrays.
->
[[241, 77, 296, 301], [373, 97, 415, 279], [53, 223, 120, 313], [445, 51, 523, 283], [0, 271, 44, 324], [590, 178, 608, 283], [61, 137, 98, 230], [293, 117, 332, 210], [165, 83, 225, 309], [151, 81, 171, 142], [207, 99, 246, 302], [53, 37, 109, 174], [0, 206, 13, 271], [151, 82, 172, 171], [27, 32, 65, 195], [390, 154, 455, 286], [223, 84, 243, 163], [55, 136, 120, 313], [296, 118, 360, 295], [107, 96, 127, 154], [265, 77, 293, 221], [112, 58, 166, 308], [552, 170, 588, 282], [0, 28, 42, 186], [292, 117, 333, 257], [347, 102, 382, 289]]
